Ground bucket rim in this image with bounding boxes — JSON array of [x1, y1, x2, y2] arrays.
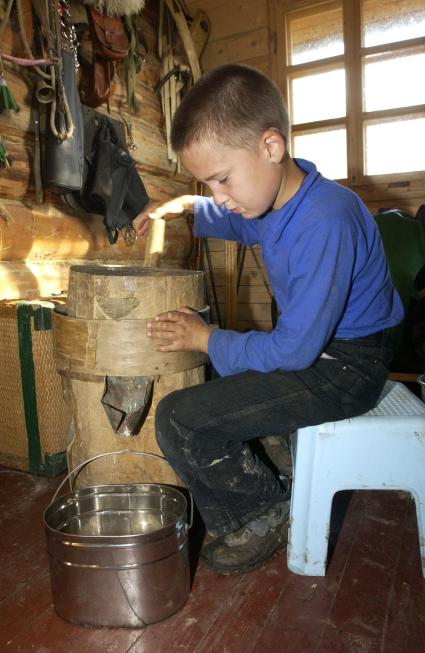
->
[[43, 481, 189, 537], [44, 450, 193, 537]]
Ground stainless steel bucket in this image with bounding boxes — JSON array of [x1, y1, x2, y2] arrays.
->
[[44, 450, 192, 628]]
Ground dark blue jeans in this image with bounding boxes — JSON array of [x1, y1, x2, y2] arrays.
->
[[156, 333, 392, 536]]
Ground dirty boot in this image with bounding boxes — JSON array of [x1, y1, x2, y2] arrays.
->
[[200, 500, 290, 575]]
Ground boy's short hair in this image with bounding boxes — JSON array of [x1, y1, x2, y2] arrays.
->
[[171, 64, 290, 153]]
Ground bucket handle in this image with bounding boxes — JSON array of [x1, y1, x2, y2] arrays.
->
[[51, 449, 194, 528]]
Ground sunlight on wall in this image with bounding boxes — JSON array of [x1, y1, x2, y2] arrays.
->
[[0, 263, 70, 300], [0, 266, 19, 299], [24, 263, 69, 298], [1, 234, 92, 299], [25, 236, 91, 260]]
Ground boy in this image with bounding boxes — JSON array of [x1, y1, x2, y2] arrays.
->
[[135, 64, 403, 575]]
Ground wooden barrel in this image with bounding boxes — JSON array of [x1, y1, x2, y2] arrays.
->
[[53, 265, 207, 488]]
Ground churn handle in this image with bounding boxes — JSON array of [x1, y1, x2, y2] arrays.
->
[[50, 449, 194, 528]]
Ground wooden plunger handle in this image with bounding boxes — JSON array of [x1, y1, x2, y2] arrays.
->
[[144, 217, 166, 267]]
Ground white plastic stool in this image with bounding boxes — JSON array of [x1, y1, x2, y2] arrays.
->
[[287, 381, 425, 577]]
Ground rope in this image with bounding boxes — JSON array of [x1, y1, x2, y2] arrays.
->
[[1, 53, 52, 66], [46, 0, 74, 141], [48, 63, 75, 141]]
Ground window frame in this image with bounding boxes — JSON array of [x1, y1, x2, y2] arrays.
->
[[268, 0, 425, 189]]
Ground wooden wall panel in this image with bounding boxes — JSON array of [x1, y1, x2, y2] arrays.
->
[[189, 0, 271, 75], [200, 238, 272, 332], [187, 0, 267, 42], [201, 27, 270, 70]]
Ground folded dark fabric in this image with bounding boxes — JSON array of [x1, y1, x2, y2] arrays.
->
[[63, 108, 149, 242]]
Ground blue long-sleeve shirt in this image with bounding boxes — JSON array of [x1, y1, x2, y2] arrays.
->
[[194, 159, 403, 377]]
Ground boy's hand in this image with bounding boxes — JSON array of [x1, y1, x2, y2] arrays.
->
[[146, 307, 214, 353], [133, 195, 196, 238]]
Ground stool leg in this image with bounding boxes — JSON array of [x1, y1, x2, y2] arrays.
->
[[410, 488, 425, 578], [287, 426, 332, 576], [287, 490, 333, 576]]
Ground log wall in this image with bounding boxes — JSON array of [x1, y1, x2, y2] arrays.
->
[[0, 0, 193, 301]]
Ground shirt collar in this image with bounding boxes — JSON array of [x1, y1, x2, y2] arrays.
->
[[259, 158, 321, 243]]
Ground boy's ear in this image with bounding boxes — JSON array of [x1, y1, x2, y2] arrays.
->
[[262, 130, 286, 163]]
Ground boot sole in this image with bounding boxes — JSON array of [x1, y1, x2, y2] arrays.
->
[[201, 535, 287, 576]]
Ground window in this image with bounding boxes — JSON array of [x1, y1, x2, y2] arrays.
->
[[270, 0, 425, 184]]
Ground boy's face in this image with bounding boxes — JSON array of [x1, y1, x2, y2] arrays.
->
[[180, 132, 285, 219]]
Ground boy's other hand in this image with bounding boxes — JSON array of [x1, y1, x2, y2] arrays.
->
[[133, 195, 196, 238], [146, 307, 214, 354]]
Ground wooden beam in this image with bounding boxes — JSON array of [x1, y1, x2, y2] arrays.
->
[[389, 372, 422, 383]]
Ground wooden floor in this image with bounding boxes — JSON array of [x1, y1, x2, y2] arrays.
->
[[1, 467, 425, 653]]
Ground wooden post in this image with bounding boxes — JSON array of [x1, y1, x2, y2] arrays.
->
[[224, 240, 238, 329]]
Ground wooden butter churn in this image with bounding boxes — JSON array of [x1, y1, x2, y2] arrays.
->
[[52, 264, 207, 487]]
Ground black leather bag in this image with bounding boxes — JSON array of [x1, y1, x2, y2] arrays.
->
[[63, 107, 149, 243], [43, 50, 85, 192]]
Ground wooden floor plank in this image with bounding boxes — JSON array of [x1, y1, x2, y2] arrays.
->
[[0, 538, 49, 601], [11, 606, 95, 653], [191, 555, 290, 653], [247, 493, 361, 652], [128, 566, 247, 652], [251, 626, 324, 653], [326, 492, 405, 641], [2, 467, 425, 653], [315, 625, 381, 652], [54, 620, 143, 653], [0, 574, 54, 649], [380, 495, 425, 653]]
